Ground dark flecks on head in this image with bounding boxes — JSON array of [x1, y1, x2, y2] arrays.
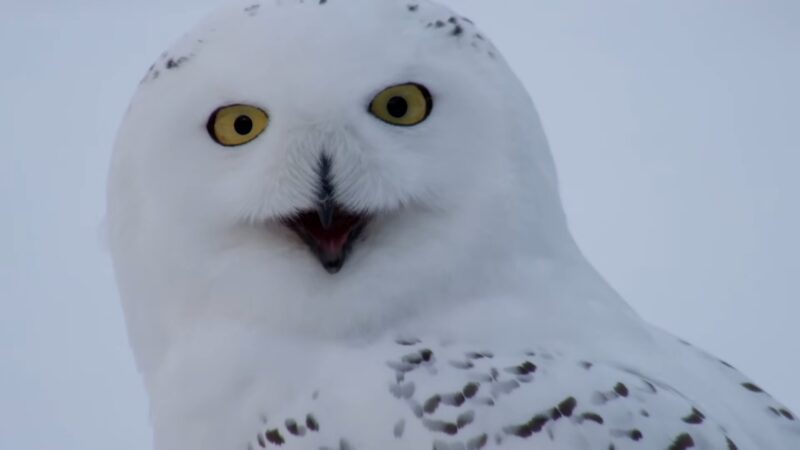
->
[[407, 4, 418, 12], [319, 0, 328, 4], [165, 56, 189, 70]]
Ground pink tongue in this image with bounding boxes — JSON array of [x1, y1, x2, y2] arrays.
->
[[316, 232, 350, 254]]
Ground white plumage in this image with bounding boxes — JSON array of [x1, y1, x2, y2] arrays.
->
[[107, 1, 800, 449]]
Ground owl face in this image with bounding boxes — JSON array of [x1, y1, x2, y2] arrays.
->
[[108, 0, 570, 358]]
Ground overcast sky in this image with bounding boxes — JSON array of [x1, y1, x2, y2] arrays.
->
[[1, 1, 798, 449]]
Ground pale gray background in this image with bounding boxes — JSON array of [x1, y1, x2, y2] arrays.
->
[[1, 1, 798, 449]]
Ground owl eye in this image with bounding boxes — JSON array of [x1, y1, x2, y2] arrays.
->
[[369, 83, 433, 126], [207, 104, 269, 147]]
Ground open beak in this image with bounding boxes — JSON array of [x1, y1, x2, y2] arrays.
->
[[282, 154, 369, 274], [283, 203, 369, 274]]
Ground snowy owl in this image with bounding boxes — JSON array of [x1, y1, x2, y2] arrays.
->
[[107, 1, 799, 449]]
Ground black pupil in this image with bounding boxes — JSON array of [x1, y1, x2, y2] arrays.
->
[[386, 96, 409, 118], [234, 115, 254, 135]]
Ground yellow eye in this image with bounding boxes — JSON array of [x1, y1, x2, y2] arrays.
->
[[369, 83, 433, 126], [207, 104, 269, 147]]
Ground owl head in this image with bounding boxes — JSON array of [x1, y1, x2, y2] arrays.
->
[[107, 0, 580, 375]]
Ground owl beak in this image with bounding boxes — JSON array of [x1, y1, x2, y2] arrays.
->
[[282, 154, 368, 274], [283, 204, 368, 274]]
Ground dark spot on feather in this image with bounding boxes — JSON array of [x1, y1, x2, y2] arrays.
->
[[726, 437, 739, 450], [742, 382, 764, 393], [628, 429, 643, 441], [434, 20, 445, 28], [265, 429, 284, 445], [285, 419, 302, 436], [339, 439, 353, 450], [420, 349, 434, 362], [682, 407, 705, 424], [407, 4, 418, 11], [506, 361, 537, 375], [257, 433, 266, 448], [423, 419, 458, 435], [779, 408, 796, 420], [719, 359, 735, 369], [457, 410, 475, 428], [558, 397, 577, 417], [463, 383, 479, 398], [393, 419, 405, 438], [613, 382, 629, 397], [580, 361, 593, 370], [402, 353, 423, 365], [668, 433, 695, 450], [165, 56, 189, 70], [424, 395, 442, 414], [580, 412, 604, 424], [305, 414, 319, 431], [452, 25, 463, 36]]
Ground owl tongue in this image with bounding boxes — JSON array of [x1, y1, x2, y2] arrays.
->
[[284, 207, 367, 274]]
